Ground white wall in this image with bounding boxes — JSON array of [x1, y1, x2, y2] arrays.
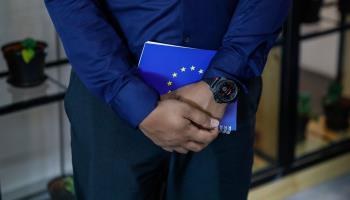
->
[[300, 35, 339, 78], [300, 5, 340, 78]]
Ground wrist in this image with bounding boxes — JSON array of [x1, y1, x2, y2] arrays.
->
[[198, 81, 227, 119]]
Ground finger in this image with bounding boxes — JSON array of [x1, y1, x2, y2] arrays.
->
[[160, 92, 178, 101], [187, 125, 219, 145], [182, 105, 219, 130], [210, 128, 220, 141], [184, 141, 206, 152], [209, 126, 220, 134], [174, 147, 189, 154], [162, 147, 173, 152]]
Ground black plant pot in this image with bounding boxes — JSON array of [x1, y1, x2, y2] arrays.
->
[[48, 176, 75, 200], [297, 0, 324, 24], [338, 0, 350, 15], [297, 116, 310, 143], [323, 98, 350, 131], [1, 41, 47, 88]]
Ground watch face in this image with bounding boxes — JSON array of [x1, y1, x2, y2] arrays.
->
[[215, 80, 238, 103]]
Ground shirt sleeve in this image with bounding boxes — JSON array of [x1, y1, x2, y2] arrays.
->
[[45, 0, 159, 127], [203, 0, 292, 82]]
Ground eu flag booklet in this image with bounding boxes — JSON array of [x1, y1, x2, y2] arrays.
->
[[138, 41, 237, 134]]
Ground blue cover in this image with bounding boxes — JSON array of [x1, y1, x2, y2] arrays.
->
[[138, 41, 237, 134]]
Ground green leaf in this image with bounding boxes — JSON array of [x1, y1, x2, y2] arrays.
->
[[21, 38, 37, 49], [64, 177, 75, 195], [324, 81, 343, 104], [21, 49, 35, 64], [298, 92, 311, 116]]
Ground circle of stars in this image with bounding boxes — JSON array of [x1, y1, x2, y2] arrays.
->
[[166, 65, 204, 93]]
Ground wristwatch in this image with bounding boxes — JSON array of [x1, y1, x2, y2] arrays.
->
[[203, 77, 239, 104]]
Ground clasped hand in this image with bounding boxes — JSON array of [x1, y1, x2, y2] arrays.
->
[[139, 81, 227, 154]]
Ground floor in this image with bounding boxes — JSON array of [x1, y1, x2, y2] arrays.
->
[[285, 173, 350, 200], [249, 153, 350, 200]]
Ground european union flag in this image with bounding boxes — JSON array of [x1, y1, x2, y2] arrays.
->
[[138, 41, 237, 134]]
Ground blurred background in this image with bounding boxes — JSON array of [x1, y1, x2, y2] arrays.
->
[[0, 0, 350, 199]]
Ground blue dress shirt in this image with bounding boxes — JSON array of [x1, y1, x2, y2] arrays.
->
[[45, 0, 291, 127]]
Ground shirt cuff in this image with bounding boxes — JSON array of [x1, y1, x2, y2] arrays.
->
[[110, 76, 160, 128], [203, 47, 249, 93]]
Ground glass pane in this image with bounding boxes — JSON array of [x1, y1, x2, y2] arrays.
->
[[296, 7, 350, 158], [0, 77, 65, 111], [253, 47, 282, 172]]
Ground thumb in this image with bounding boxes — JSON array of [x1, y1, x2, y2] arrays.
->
[[184, 106, 220, 129]]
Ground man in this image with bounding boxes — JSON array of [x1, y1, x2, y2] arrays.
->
[[45, 0, 291, 199]]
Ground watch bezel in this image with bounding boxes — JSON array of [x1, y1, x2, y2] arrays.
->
[[204, 77, 239, 104], [214, 79, 238, 103]]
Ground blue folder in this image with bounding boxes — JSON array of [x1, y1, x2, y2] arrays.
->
[[138, 41, 237, 134]]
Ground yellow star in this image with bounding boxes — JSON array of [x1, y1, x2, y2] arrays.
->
[[180, 67, 186, 72], [172, 72, 178, 78], [167, 81, 173, 86], [190, 66, 196, 71], [198, 69, 204, 74]]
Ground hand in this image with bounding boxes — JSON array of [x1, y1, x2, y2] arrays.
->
[[167, 81, 228, 120], [139, 99, 220, 154]]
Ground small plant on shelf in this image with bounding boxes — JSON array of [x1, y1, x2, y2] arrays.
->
[[48, 175, 76, 200], [322, 81, 350, 131], [297, 92, 313, 142], [323, 81, 342, 106], [1, 38, 47, 87], [20, 38, 38, 64]]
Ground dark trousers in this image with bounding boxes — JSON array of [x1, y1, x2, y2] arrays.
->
[[64, 71, 262, 200]]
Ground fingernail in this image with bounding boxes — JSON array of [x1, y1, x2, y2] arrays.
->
[[210, 118, 220, 128]]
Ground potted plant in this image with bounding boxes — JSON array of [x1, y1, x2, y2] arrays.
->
[[323, 82, 350, 131], [338, 0, 350, 15], [297, 92, 313, 142], [1, 38, 47, 87], [297, 0, 324, 24], [48, 176, 76, 200]]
